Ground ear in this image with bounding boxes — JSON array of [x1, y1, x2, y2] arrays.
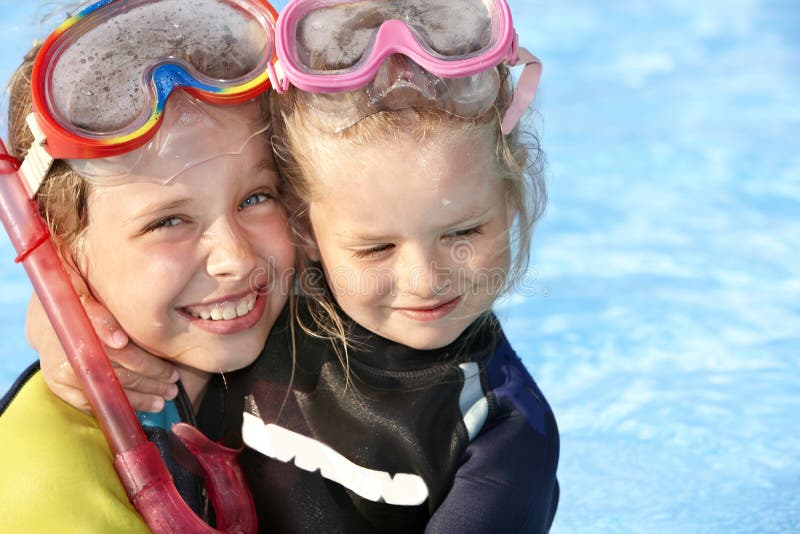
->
[[294, 216, 321, 263], [65, 235, 90, 280], [303, 233, 321, 263]]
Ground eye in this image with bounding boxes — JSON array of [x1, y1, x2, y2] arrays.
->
[[352, 243, 394, 258], [239, 192, 274, 210], [144, 216, 184, 233], [445, 225, 484, 239]]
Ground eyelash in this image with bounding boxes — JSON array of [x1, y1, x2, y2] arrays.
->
[[143, 192, 273, 234], [239, 192, 274, 210], [353, 244, 393, 259], [144, 216, 184, 233], [446, 225, 484, 239], [351, 226, 484, 259]]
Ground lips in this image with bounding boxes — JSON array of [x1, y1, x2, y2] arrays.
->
[[394, 296, 462, 322], [177, 290, 267, 335]]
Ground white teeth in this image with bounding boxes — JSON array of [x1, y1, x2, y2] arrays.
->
[[222, 303, 237, 320], [185, 293, 259, 321]]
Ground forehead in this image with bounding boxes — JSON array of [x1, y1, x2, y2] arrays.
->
[[87, 134, 276, 211], [72, 94, 271, 183], [308, 128, 502, 228], [314, 124, 495, 186]]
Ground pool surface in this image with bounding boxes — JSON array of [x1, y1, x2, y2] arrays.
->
[[1, 1, 798, 532]]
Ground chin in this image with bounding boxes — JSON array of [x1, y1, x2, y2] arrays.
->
[[193, 339, 264, 373], [389, 330, 462, 351]]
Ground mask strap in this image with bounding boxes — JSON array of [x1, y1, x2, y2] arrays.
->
[[268, 60, 289, 93], [501, 47, 542, 135], [20, 114, 55, 197]]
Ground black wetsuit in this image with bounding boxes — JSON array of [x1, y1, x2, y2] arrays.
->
[[222, 307, 559, 533]]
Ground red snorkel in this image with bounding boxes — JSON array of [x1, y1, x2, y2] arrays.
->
[[0, 143, 257, 532]]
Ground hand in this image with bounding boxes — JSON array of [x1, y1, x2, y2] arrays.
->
[[27, 290, 179, 413]]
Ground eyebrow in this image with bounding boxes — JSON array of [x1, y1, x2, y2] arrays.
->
[[256, 158, 277, 172], [129, 198, 192, 222], [338, 206, 493, 242]]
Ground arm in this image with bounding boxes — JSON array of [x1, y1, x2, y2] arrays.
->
[[425, 406, 559, 533], [426, 340, 560, 534], [28, 291, 179, 412]]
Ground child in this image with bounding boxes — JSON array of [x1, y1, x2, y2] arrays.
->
[[0, 0, 293, 531], [33, 0, 560, 531], [223, 2, 559, 530]]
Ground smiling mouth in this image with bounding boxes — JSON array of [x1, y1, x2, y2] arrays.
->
[[181, 293, 256, 321], [395, 296, 462, 321]]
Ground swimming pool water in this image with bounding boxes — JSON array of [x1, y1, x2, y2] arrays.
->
[[1, 1, 798, 532]]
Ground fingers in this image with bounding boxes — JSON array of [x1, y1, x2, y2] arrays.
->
[[26, 257, 180, 413], [30, 286, 179, 413], [41, 345, 179, 413], [125, 391, 170, 414], [40, 358, 90, 412], [111, 357, 179, 403], [108, 343, 180, 384], [26, 280, 127, 351], [80, 293, 129, 350], [42, 366, 175, 413]]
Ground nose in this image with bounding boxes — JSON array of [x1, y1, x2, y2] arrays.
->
[[398, 244, 451, 299], [205, 217, 258, 281]]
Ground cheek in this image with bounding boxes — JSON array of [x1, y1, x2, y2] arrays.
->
[[257, 216, 296, 270], [83, 235, 194, 314], [463, 231, 512, 276], [325, 262, 389, 311]]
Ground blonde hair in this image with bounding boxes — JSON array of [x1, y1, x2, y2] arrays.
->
[[7, 46, 90, 261], [271, 64, 546, 360]]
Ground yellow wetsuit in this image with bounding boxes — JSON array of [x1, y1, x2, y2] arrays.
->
[[0, 365, 149, 533]]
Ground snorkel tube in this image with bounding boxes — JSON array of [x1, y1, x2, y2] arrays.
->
[[0, 143, 256, 532]]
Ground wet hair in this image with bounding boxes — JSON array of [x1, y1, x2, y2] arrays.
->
[[7, 45, 90, 261], [271, 63, 546, 361]]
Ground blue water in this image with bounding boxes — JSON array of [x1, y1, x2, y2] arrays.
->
[[1, 1, 798, 532]]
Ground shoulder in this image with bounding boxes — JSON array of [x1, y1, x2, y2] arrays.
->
[[434, 334, 560, 532], [484, 332, 557, 436], [0, 365, 149, 533], [479, 331, 560, 489]]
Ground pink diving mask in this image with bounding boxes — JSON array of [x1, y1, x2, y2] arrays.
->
[[271, 0, 542, 133]]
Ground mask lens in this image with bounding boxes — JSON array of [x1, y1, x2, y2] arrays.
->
[[47, 0, 271, 136], [398, 0, 494, 57], [294, 0, 497, 73]]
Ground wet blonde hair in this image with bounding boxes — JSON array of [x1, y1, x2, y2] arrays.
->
[[7, 46, 90, 261], [271, 64, 546, 359]]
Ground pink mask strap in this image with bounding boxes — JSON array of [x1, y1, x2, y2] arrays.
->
[[501, 47, 542, 135]]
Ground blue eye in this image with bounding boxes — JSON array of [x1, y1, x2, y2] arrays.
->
[[240, 192, 273, 210], [145, 216, 183, 233]]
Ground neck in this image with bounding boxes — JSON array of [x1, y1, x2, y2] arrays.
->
[[345, 313, 498, 372], [174, 364, 211, 413]]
